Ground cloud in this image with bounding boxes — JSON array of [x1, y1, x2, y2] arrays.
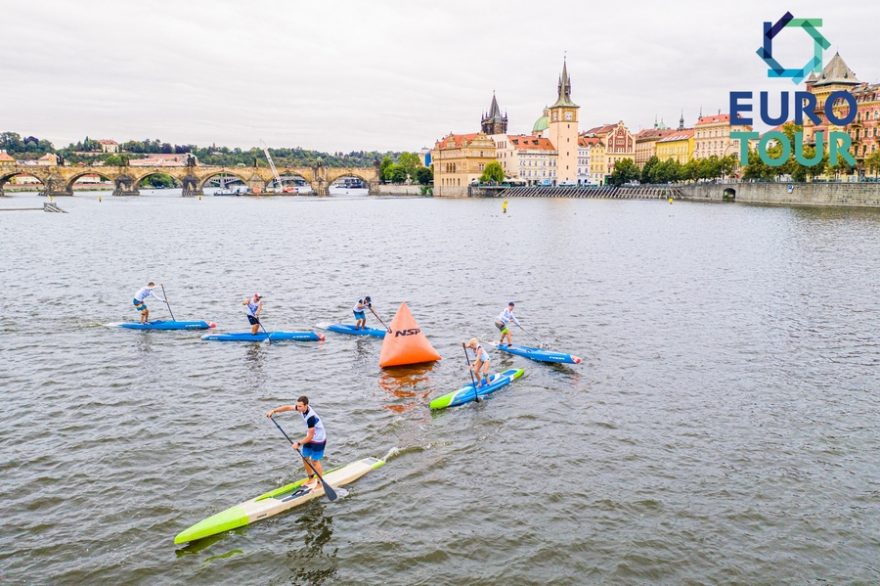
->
[[2, 0, 877, 151]]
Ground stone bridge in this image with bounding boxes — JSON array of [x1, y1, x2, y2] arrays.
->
[[0, 162, 380, 196]]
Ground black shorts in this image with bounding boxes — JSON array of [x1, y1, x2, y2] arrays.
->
[[247, 315, 259, 325]]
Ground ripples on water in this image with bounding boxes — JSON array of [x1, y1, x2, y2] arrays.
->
[[1, 193, 879, 584]]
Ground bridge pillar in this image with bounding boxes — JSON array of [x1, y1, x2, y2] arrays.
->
[[309, 178, 328, 196], [368, 181, 380, 195], [44, 175, 73, 197], [246, 177, 265, 195], [181, 175, 202, 197], [113, 175, 139, 196]]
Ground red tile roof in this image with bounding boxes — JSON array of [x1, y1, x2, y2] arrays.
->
[[98, 139, 118, 145], [508, 134, 555, 151], [0, 151, 14, 162], [435, 132, 481, 149], [582, 124, 617, 136], [657, 129, 695, 142], [578, 136, 602, 147], [696, 114, 730, 125], [635, 128, 678, 141]]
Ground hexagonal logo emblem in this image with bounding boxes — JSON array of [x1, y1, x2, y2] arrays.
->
[[755, 11, 830, 85]]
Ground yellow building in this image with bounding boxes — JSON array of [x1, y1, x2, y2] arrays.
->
[[635, 127, 676, 168], [655, 129, 695, 164], [431, 132, 497, 197], [547, 59, 579, 184]]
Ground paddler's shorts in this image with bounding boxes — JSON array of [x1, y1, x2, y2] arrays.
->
[[495, 320, 509, 334], [247, 315, 259, 325], [353, 310, 366, 320], [302, 441, 326, 461], [133, 299, 147, 311]]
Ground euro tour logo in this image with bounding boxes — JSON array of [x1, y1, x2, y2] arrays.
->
[[729, 11, 856, 168]]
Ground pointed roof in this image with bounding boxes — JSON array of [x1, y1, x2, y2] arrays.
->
[[815, 52, 860, 87], [488, 93, 500, 118], [805, 71, 818, 85], [0, 150, 15, 162], [550, 58, 578, 109]]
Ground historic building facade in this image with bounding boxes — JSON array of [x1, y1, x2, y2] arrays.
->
[[803, 52, 880, 168], [693, 113, 751, 161], [582, 122, 635, 182], [431, 132, 497, 197], [493, 134, 557, 185], [578, 136, 598, 185]]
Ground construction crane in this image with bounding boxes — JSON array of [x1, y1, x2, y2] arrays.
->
[[261, 140, 292, 193]]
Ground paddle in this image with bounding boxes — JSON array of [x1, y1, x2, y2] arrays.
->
[[462, 343, 482, 404], [160, 283, 176, 321], [256, 316, 272, 345], [515, 322, 544, 349], [369, 306, 391, 333], [269, 416, 340, 501]]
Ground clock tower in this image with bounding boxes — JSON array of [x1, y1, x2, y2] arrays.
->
[[548, 58, 579, 184]]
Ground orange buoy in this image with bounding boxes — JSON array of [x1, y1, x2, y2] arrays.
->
[[379, 303, 442, 368]]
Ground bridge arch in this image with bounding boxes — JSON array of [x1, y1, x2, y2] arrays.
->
[[266, 172, 314, 194], [197, 171, 251, 191], [0, 171, 47, 195], [65, 171, 116, 192], [133, 170, 185, 188]]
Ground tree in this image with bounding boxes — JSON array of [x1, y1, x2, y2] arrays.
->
[[414, 166, 433, 185], [641, 155, 660, 184], [479, 161, 505, 183], [380, 155, 394, 181], [609, 158, 639, 186], [742, 149, 778, 181], [397, 152, 422, 180], [865, 150, 880, 177], [388, 164, 407, 184]]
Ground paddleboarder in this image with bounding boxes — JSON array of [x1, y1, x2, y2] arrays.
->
[[243, 293, 263, 335], [266, 395, 327, 491], [495, 301, 521, 346], [353, 296, 371, 329], [466, 338, 490, 388], [132, 281, 166, 324]]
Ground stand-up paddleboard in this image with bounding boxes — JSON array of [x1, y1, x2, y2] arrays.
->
[[107, 320, 217, 331], [174, 456, 385, 544], [429, 368, 525, 410], [202, 331, 324, 342], [316, 322, 386, 338], [492, 343, 582, 365]]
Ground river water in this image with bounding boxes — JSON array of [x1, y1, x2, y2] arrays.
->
[[1, 192, 878, 585]]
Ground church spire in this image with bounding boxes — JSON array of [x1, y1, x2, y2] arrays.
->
[[551, 56, 578, 109], [679, 109, 685, 130], [481, 91, 508, 135], [488, 91, 500, 118]]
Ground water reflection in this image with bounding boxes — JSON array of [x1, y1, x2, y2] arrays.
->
[[378, 364, 435, 413], [133, 332, 154, 354], [243, 344, 268, 388], [284, 502, 337, 585]]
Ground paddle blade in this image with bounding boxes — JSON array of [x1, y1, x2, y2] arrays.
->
[[321, 479, 338, 501]]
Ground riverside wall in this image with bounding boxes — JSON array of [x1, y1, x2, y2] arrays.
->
[[677, 182, 880, 207]]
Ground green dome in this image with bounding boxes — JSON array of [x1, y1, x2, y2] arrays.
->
[[532, 114, 549, 133]]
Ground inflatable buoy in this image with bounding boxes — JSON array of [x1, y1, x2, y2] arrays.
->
[[379, 303, 441, 368]]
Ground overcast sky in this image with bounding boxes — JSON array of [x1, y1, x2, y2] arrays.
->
[[2, 0, 877, 152]]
